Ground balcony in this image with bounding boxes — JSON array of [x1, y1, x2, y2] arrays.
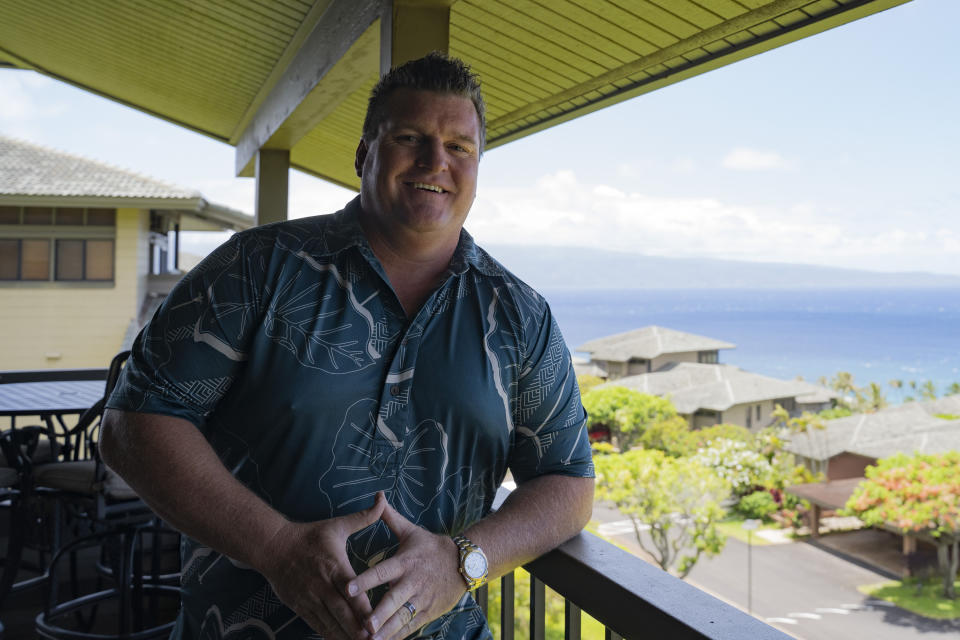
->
[[2, 369, 789, 638]]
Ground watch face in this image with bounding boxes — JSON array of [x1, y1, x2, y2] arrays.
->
[[463, 549, 487, 579]]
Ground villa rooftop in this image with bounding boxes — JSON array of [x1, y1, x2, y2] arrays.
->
[[785, 395, 960, 461], [577, 326, 735, 362], [600, 362, 833, 414]]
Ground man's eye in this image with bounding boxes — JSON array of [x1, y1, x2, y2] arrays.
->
[[396, 135, 419, 144], [449, 143, 470, 154]]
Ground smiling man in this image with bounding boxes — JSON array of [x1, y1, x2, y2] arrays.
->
[[101, 53, 594, 640]]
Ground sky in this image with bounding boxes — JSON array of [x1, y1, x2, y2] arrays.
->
[[1, 0, 958, 275]]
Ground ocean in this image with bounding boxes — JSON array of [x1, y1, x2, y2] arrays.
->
[[541, 288, 960, 403]]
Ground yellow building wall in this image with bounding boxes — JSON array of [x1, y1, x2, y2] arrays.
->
[[0, 208, 145, 370]]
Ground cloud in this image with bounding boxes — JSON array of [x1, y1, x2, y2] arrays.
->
[[0, 72, 63, 120], [467, 170, 960, 275], [721, 147, 787, 171]]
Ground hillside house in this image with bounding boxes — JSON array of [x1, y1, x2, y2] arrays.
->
[[0, 135, 253, 370], [576, 326, 735, 380]]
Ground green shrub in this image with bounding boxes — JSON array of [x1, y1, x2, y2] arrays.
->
[[736, 490, 778, 521]]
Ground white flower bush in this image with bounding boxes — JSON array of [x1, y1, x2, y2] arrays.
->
[[692, 438, 773, 496]]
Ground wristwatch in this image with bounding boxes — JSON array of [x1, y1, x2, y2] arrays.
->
[[452, 534, 488, 591]]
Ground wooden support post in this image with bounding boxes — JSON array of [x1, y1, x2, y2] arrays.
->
[[902, 534, 916, 555], [810, 505, 821, 539], [255, 149, 290, 225], [380, 1, 451, 75]]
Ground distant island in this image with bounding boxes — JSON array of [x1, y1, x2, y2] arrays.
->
[[484, 244, 960, 291]]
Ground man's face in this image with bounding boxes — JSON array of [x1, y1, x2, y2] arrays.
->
[[356, 88, 481, 240]]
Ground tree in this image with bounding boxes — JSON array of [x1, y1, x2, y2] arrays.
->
[[772, 405, 829, 476], [581, 386, 677, 450], [865, 382, 887, 412], [844, 452, 960, 599], [594, 448, 729, 578], [947, 382, 960, 396], [692, 438, 774, 496], [576, 374, 605, 394], [920, 380, 938, 401], [829, 371, 863, 409]]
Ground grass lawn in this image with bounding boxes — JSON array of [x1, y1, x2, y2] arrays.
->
[[716, 515, 783, 545], [859, 580, 960, 619]]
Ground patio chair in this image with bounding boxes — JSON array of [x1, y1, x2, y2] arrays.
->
[[28, 351, 180, 639], [0, 425, 53, 620]]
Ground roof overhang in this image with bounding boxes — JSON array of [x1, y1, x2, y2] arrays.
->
[[0, 0, 912, 192]]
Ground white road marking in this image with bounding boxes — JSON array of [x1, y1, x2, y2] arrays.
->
[[787, 612, 822, 620], [766, 617, 799, 625], [597, 520, 646, 536], [815, 607, 851, 615]]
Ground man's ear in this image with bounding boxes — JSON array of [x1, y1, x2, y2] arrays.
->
[[355, 139, 368, 178]]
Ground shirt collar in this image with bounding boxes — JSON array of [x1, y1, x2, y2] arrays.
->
[[318, 196, 502, 277]]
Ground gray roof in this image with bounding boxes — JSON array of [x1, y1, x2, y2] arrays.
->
[[577, 326, 735, 362], [785, 396, 960, 461], [0, 135, 253, 231], [599, 363, 834, 414]]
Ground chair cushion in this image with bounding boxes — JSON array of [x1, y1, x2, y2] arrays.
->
[[33, 460, 139, 501], [0, 466, 18, 487]]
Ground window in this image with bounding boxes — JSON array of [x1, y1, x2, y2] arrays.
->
[[756, 405, 762, 420], [55, 239, 114, 281], [0, 239, 51, 280], [0, 206, 116, 282], [698, 351, 718, 364]]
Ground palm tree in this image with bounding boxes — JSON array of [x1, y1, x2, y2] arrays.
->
[[947, 382, 960, 396], [866, 382, 887, 411], [921, 380, 937, 401]]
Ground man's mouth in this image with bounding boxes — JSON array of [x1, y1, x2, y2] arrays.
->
[[408, 182, 447, 194]]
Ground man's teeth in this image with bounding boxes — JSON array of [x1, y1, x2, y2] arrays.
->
[[411, 182, 445, 193]]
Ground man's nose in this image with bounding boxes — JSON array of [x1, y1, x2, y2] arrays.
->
[[416, 138, 447, 172]]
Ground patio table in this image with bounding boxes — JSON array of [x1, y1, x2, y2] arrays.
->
[[0, 380, 106, 431]]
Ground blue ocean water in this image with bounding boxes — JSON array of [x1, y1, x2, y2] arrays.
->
[[541, 288, 960, 402]]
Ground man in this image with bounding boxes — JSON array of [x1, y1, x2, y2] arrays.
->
[[101, 53, 594, 640]]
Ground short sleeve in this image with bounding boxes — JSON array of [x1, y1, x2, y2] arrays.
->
[[106, 232, 267, 429], [508, 303, 594, 484]]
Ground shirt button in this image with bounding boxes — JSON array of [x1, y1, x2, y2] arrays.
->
[[390, 385, 401, 397]]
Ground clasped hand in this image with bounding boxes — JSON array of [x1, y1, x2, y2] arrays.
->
[[258, 492, 467, 640]]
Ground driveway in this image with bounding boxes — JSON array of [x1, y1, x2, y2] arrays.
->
[[591, 504, 960, 640]]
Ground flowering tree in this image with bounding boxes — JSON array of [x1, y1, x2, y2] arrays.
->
[[581, 386, 677, 450], [692, 438, 773, 496], [844, 452, 960, 599], [594, 448, 729, 578]]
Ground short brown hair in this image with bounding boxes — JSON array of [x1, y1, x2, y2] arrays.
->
[[362, 52, 486, 152]]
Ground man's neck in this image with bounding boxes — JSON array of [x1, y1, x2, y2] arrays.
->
[[360, 219, 461, 318]]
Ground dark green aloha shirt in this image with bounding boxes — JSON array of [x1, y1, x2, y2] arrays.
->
[[108, 196, 593, 640]]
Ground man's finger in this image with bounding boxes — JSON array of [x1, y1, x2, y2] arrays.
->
[[338, 491, 387, 535], [347, 556, 404, 597], [378, 499, 414, 537]]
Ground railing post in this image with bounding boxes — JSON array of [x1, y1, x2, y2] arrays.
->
[[474, 583, 488, 615], [565, 600, 581, 640], [530, 575, 545, 640], [605, 628, 623, 640], [501, 571, 514, 640]]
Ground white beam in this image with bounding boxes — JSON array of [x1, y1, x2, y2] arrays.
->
[[235, 0, 383, 177]]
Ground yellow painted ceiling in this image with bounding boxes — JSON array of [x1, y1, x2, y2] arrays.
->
[[0, 0, 910, 190]]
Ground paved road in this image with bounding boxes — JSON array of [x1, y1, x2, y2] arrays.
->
[[592, 504, 960, 640]]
